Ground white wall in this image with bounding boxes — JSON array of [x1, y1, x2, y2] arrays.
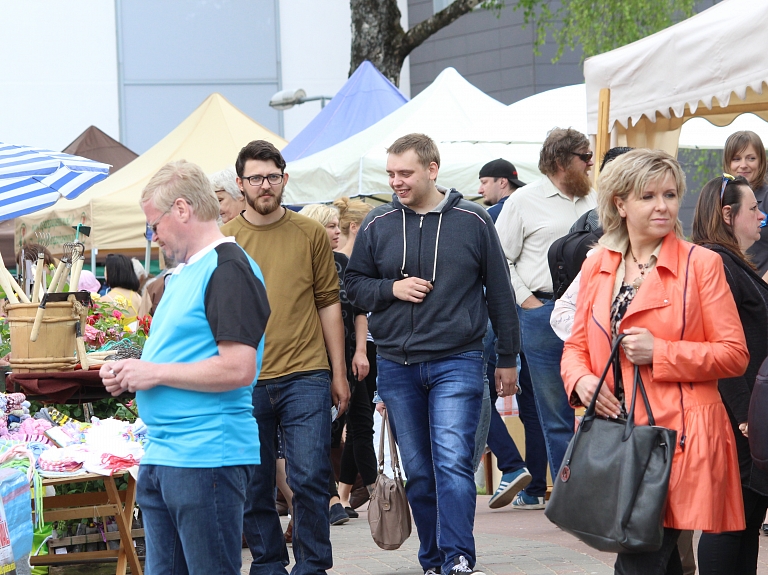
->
[[279, 0, 410, 141], [0, 1, 120, 151]]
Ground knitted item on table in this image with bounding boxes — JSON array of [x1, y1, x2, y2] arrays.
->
[[5, 393, 26, 413]]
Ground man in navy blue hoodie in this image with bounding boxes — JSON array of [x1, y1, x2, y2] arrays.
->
[[345, 134, 520, 575]]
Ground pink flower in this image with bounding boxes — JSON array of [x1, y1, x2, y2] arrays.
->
[[112, 310, 123, 319], [84, 325, 106, 346]]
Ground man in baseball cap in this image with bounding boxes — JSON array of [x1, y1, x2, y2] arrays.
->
[[478, 158, 526, 222]]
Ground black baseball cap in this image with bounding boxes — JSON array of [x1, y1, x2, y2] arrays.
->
[[479, 158, 526, 188]]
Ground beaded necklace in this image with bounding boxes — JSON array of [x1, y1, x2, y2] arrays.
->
[[630, 250, 652, 290]]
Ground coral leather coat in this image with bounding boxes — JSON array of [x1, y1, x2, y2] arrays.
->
[[561, 233, 748, 532]]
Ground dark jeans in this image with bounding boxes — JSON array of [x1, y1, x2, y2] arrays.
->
[[339, 341, 378, 486], [698, 486, 768, 575], [615, 528, 683, 575], [483, 320, 548, 496], [138, 464, 254, 575], [377, 352, 484, 574], [518, 300, 575, 475], [244, 372, 333, 575]]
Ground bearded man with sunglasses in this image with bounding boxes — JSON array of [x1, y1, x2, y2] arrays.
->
[[495, 127, 596, 499], [221, 140, 349, 575]]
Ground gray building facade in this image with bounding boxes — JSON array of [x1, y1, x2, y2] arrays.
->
[[115, 0, 282, 154], [408, 1, 583, 103]]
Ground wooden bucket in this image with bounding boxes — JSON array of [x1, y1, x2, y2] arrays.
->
[[6, 302, 79, 373]]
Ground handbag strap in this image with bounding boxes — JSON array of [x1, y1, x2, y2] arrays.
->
[[377, 409, 404, 479], [565, 334, 658, 469]]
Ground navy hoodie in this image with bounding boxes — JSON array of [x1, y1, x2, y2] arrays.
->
[[345, 187, 520, 367]]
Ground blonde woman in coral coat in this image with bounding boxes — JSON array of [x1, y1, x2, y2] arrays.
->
[[561, 149, 749, 575]]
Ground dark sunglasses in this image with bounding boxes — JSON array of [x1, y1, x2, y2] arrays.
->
[[570, 151, 593, 163]]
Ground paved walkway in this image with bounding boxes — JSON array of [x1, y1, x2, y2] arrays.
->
[[241, 496, 768, 575]]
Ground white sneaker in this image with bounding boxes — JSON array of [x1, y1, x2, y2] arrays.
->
[[447, 556, 485, 575]]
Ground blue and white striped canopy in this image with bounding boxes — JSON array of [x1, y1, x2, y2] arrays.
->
[[0, 142, 110, 221]]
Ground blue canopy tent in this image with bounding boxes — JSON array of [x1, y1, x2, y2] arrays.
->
[[281, 61, 408, 162]]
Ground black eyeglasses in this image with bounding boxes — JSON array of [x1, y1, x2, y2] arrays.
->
[[570, 151, 593, 163], [242, 173, 284, 187]]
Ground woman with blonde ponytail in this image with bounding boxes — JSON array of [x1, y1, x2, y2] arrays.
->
[[332, 197, 378, 516]]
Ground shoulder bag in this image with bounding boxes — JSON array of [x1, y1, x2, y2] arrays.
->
[[368, 409, 412, 550], [748, 356, 768, 470], [545, 334, 677, 553]]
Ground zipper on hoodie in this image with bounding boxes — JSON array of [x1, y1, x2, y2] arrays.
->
[[401, 214, 425, 364]]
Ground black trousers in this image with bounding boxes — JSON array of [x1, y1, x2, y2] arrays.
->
[[615, 528, 683, 575], [698, 486, 768, 575], [338, 341, 379, 486]]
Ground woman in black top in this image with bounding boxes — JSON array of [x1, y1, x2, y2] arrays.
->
[[693, 174, 768, 575]]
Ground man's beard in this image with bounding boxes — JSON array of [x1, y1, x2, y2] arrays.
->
[[482, 196, 494, 206], [562, 163, 592, 198], [246, 185, 284, 215]]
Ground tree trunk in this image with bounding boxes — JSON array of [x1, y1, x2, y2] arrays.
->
[[350, 0, 482, 87]]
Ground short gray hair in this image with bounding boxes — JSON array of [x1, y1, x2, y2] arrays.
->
[[141, 160, 220, 222], [209, 167, 242, 201]]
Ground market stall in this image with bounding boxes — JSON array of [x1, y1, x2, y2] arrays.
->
[[15, 93, 287, 258], [284, 67, 544, 204], [584, 0, 768, 174]]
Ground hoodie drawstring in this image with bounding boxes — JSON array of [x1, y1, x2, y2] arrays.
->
[[400, 210, 442, 284]]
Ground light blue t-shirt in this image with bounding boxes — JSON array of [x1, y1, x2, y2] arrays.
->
[[138, 238, 269, 467]]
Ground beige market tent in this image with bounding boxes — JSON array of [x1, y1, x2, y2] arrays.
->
[[16, 93, 286, 255], [585, 0, 768, 173]]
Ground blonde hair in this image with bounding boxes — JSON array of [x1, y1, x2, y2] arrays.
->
[[299, 204, 340, 227], [141, 160, 219, 222], [387, 133, 440, 168], [333, 197, 372, 236], [597, 149, 686, 246]]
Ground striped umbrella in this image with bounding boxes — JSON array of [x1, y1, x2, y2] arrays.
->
[[0, 142, 110, 220]]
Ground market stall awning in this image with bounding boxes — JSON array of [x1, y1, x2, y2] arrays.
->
[[62, 126, 138, 174], [15, 93, 286, 255], [284, 67, 542, 204], [585, 0, 768, 156], [0, 143, 109, 221], [281, 61, 408, 162]]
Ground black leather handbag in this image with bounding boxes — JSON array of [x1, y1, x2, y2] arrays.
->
[[545, 335, 677, 553], [748, 356, 768, 470]]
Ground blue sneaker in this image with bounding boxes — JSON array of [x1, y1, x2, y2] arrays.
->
[[510, 490, 546, 510], [488, 467, 532, 509]]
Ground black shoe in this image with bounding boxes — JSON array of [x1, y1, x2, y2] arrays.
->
[[344, 506, 359, 519], [447, 556, 485, 575], [330, 503, 349, 525]]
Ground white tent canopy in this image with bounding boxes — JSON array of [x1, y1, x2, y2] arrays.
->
[[504, 84, 768, 151], [584, 0, 768, 155], [283, 68, 543, 204]]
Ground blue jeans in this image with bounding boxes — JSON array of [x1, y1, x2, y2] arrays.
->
[[483, 321, 549, 497], [518, 299, 574, 476], [377, 352, 484, 573], [243, 372, 332, 575], [471, 373, 491, 473], [138, 464, 255, 575]]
